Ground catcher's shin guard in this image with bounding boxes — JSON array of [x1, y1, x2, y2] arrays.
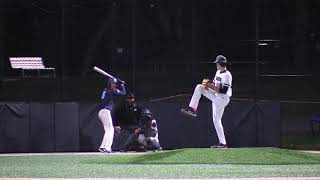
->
[[147, 138, 162, 151]]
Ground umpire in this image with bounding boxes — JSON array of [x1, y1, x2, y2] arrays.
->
[[112, 93, 142, 151]]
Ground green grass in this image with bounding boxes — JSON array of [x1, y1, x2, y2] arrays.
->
[[0, 148, 320, 178], [85, 148, 320, 165]]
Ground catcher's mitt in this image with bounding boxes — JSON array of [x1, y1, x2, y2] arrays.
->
[[202, 78, 212, 90]]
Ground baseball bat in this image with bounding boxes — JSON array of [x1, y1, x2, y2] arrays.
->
[[93, 66, 125, 84]]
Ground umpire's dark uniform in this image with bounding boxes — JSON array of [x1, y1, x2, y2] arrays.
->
[[112, 93, 142, 151]]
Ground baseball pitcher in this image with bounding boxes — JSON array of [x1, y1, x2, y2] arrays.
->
[[181, 55, 232, 148]]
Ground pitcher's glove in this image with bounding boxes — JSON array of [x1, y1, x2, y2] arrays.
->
[[202, 79, 213, 90]]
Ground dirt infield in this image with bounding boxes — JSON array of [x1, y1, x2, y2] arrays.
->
[[0, 152, 151, 157], [0, 150, 319, 157]]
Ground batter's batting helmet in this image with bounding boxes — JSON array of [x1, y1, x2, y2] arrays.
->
[[106, 77, 118, 89], [109, 77, 118, 83]]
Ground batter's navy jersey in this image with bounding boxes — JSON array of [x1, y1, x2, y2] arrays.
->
[[100, 84, 126, 110]]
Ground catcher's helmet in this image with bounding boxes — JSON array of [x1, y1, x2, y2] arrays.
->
[[142, 108, 152, 117], [140, 108, 153, 125], [213, 55, 227, 63]]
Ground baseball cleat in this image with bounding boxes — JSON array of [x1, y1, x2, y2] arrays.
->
[[105, 149, 112, 153], [210, 143, 227, 148], [119, 149, 127, 153], [98, 148, 108, 153], [181, 107, 197, 117]]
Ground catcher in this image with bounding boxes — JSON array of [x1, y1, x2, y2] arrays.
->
[[181, 55, 232, 148], [120, 108, 162, 152], [136, 108, 162, 151]]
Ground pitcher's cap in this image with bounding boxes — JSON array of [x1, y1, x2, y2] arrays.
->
[[213, 55, 227, 63]]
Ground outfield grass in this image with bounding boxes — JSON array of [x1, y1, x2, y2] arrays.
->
[[0, 148, 319, 178], [85, 148, 320, 165]]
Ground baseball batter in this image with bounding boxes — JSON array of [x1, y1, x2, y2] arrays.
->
[[98, 78, 126, 153], [181, 55, 232, 148]]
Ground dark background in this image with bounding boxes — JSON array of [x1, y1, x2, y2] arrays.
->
[[0, 0, 320, 101], [0, 0, 320, 152]]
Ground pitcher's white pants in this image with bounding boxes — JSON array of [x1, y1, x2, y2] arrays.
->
[[98, 109, 114, 151], [189, 84, 230, 144]]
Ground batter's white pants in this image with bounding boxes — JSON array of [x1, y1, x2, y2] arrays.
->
[[98, 109, 114, 151], [189, 84, 230, 145]]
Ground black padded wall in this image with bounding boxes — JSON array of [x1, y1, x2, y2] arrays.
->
[[257, 101, 281, 147], [226, 100, 281, 147], [0, 103, 29, 152], [0, 104, 4, 152], [144, 99, 281, 149], [55, 102, 79, 152], [142, 101, 212, 149], [29, 103, 55, 152], [227, 100, 259, 147], [0, 100, 281, 152], [79, 103, 103, 152]]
